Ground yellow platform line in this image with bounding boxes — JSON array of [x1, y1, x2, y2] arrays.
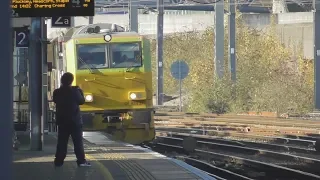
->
[[85, 153, 114, 180], [52, 136, 114, 180]]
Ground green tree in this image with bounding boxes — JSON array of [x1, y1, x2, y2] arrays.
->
[[150, 13, 313, 114]]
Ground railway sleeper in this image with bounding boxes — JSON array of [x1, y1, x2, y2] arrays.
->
[[157, 136, 320, 176], [194, 149, 320, 180], [169, 133, 316, 155], [153, 143, 320, 180]]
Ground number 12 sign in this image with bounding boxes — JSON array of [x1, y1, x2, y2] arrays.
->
[[15, 28, 29, 48]]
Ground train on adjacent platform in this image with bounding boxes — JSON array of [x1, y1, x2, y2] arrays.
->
[[48, 23, 155, 144]]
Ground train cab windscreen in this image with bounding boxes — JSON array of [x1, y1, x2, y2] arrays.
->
[[110, 43, 142, 68], [77, 43, 142, 70], [77, 44, 108, 69]]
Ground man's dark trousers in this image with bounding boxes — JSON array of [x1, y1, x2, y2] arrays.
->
[[55, 121, 85, 165]]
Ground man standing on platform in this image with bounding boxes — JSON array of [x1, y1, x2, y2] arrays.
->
[[53, 72, 91, 167]]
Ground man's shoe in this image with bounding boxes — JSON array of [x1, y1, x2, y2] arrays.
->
[[54, 162, 63, 167], [54, 158, 64, 167], [77, 161, 91, 167]]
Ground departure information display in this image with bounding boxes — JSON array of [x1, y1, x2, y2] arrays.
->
[[11, 0, 95, 17]]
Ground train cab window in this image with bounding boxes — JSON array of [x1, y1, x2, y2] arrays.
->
[[110, 43, 142, 68], [77, 44, 108, 69]]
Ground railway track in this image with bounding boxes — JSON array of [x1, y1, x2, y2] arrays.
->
[[149, 141, 320, 180], [154, 121, 320, 137], [154, 114, 320, 143], [154, 123, 320, 139], [157, 131, 319, 157], [156, 127, 316, 148], [154, 113, 320, 130], [155, 122, 314, 136], [149, 112, 320, 178], [155, 135, 320, 174]]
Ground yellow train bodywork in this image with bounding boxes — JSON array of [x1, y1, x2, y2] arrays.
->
[[50, 24, 155, 144]]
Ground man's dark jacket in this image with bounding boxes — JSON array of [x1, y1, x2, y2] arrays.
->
[[53, 86, 85, 126]]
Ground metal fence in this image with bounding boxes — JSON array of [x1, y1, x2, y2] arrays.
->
[[13, 102, 57, 133]]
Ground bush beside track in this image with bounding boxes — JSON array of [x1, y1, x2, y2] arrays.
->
[[149, 14, 313, 115]]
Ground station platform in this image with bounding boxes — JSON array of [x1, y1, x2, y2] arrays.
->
[[13, 132, 215, 180]]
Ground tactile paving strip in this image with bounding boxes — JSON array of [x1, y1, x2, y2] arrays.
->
[[99, 152, 125, 160], [83, 132, 156, 180], [115, 160, 156, 180]]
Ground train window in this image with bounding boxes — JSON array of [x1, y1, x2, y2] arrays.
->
[[110, 43, 142, 68], [76, 44, 109, 69]]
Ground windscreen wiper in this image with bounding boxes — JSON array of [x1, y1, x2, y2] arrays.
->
[[78, 57, 95, 74]]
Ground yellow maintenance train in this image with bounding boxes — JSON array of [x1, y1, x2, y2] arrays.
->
[[49, 23, 155, 144]]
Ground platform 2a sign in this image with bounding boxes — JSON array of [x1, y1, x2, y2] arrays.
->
[[15, 28, 29, 48], [51, 16, 72, 28]]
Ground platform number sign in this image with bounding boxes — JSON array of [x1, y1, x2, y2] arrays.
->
[[15, 28, 29, 48], [51, 17, 72, 28]]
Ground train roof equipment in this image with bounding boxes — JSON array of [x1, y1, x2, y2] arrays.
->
[[51, 23, 139, 43]]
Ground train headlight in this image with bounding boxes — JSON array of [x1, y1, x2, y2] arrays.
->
[[85, 94, 93, 102], [130, 93, 137, 100], [103, 34, 112, 42], [128, 92, 146, 100]]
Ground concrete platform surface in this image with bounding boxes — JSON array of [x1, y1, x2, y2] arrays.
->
[[13, 132, 215, 180]]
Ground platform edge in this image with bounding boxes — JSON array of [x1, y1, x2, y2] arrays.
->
[[170, 159, 216, 180], [129, 145, 216, 180]]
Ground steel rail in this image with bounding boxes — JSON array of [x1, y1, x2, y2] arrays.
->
[[158, 131, 317, 154], [156, 136, 320, 175], [151, 143, 320, 179], [156, 127, 315, 147]]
